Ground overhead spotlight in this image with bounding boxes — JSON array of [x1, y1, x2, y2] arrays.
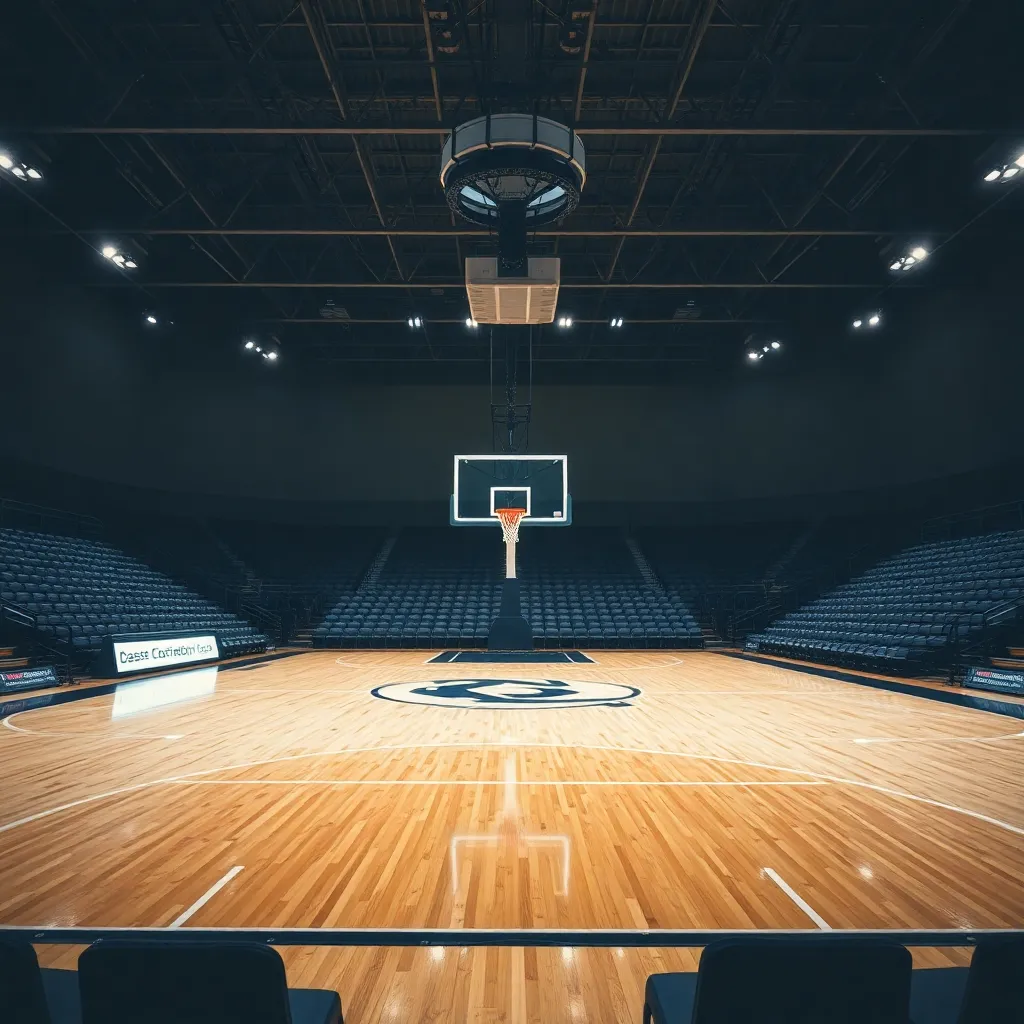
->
[[0, 153, 12, 170], [465, 317, 478, 328], [1016, 153, 1024, 168], [771, 340, 781, 349], [983, 152, 1024, 183], [145, 314, 158, 325], [853, 318, 863, 328], [609, 317, 624, 328], [111, 254, 125, 266], [102, 245, 117, 259], [762, 345, 770, 353], [255, 345, 262, 353], [557, 316, 573, 328], [868, 313, 881, 326], [910, 246, 928, 261], [889, 247, 926, 272], [984, 168, 1002, 182], [747, 351, 760, 361], [266, 350, 278, 362], [244, 339, 255, 350], [123, 259, 137, 269], [889, 260, 902, 271], [407, 315, 423, 328], [1003, 166, 1020, 180], [25, 167, 41, 180], [11, 165, 26, 179]]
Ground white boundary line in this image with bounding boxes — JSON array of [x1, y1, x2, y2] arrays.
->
[[168, 866, 244, 928], [2, 740, 1024, 838], [171, 779, 829, 788], [763, 868, 831, 930]]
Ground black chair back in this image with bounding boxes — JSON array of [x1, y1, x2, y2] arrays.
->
[[958, 936, 1024, 1024], [0, 941, 51, 1024], [692, 937, 912, 1024], [79, 940, 292, 1024]]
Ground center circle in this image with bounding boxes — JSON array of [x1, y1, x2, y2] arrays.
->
[[371, 678, 641, 709]]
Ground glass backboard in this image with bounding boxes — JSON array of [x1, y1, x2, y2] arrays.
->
[[451, 455, 570, 526]]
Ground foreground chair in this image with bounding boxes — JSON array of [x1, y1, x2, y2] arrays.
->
[[78, 940, 341, 1024], [0, 940, 81, 1024], [643, 937, 912, 1024], [910, 935, 1024, 1024]]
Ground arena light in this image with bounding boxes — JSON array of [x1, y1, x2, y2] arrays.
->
[[1003, 166, 1020, 180], [407, 315, 423, 328], [771, 340, 781, 349], [25, 166, 41, 180], [244, 339, 255, 350], [102, 245, 117, 259], [609, 316, 624, 328], [145, 314, 158, 325], [747, 350, 761, 361], [868, 313, 881, 326], [465, 317, 478, 328], [984, 168, 1002, 182], [0, 153, 12, 170], [910, 246, 928, 261], [101, 244, 138, 268], [853, 318, 863, 328], [11, 165, 26, 179], [266, 350, 278, 362], [889, 247, 927, 272], [557, 316, 573, 328]]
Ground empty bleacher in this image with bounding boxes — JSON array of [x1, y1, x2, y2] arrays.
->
[[314, 527, 701, 648], [747, 528, 1024, 670], [0, 527, 268, 659]]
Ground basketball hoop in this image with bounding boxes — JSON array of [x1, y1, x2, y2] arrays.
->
[[495, 507, 527, 546]]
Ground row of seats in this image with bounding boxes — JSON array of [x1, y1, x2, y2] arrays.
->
[[9, 934, 1021, 1024], [0, 528, 268, 657], [313, 528, 703, 648], [747, 529, 1024, 669]]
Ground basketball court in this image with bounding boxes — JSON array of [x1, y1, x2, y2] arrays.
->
[[3, 648, 1023, 1021]]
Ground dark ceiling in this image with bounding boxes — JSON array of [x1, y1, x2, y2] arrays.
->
[[1, 0, 1022, 378]]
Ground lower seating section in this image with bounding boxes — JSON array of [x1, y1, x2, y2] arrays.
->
[[316, 528, 500, 647], [315, 528, 702, 648], [519, 529, 701, 647], [747, 528, 1024, 670], [0, 527, 268, 658]]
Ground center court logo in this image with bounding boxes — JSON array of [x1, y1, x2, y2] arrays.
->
[[371, 678, 640, 709]]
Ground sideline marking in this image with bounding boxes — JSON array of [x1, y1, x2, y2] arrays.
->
[[764, 868, 831, 930], [169, 866, 244, 928]]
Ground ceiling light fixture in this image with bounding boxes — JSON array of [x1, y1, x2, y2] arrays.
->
[[25, 167, 41, 180], [11, 166, 26, 179], [868, 313, 881, 326], [266, 350, 278, 361], [771, 340, 781, 350], [0, 153, 12, 170], [407, 315, 423, 328], [145, 314, 158, 325], [747, 351, 761, 361], [609, 317, 624, 328], [853, 319, 863, 328], [244, 340, 255, 350], [465, 317, 478, 328]]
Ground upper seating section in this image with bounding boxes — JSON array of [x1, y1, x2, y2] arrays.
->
[[314, 527, 701, 648], [0, 527, 267, 656], [220, 524, 383, 602], [747, 528, 1024, 669]]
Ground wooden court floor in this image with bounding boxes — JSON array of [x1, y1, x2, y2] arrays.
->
[[2, 650, 1023, 1023]]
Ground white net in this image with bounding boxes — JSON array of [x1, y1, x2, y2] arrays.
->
[[495, 508, 526, 545]]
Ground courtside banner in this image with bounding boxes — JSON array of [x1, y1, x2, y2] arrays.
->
[[965, 666, 1024, 695], [112, 635, 219, 675], [0, 665, 59, 692]]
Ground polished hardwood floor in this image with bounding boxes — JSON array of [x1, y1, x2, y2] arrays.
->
[[2, 650, 1023, 1022]]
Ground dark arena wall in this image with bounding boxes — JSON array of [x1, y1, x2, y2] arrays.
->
[[3, 286, 1021, 509]]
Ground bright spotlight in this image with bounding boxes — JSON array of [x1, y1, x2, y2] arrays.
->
[[609, 317, 624, 328], [1016, 153, 1024, 168], [465, 317, 478, 328], [889, 260, 902, 271], [868, 313, 880, 326], [25, 166, 41, 180], [266, 350, 278, 361], [984, 168, 1002, 182], [407, 315, 423, 328], [124, 259, 137, 269], [910, 246, 928, 261], [747, 351, 760, 361], [771, 340, 781, 350], [255, 345, 262, 353], [11, 165, 26, 179], [112, 253, 125, 265], [244, 340, 254, 350], [0, 153, 12, 170], [1003, 166, 1020, 179], [557, 316, 573, 328], [102, 245, 117, 259], [853, 319, 863, 328], [145, 314, 158, 325]]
